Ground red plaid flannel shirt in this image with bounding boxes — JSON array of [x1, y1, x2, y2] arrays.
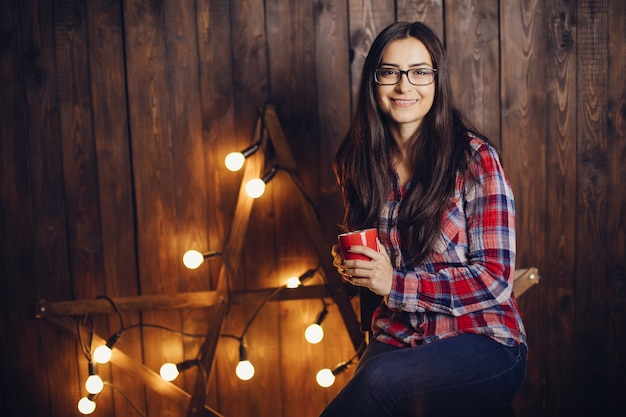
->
[[372, 136, 526, 348]]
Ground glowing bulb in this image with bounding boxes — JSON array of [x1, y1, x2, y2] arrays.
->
[[93, 345, 112, 364], [225, 152, 246, 172], [316, 368, 336, 388], [85, 375, 104, 394], [78, 397, 96, 414], [183, 250, 204, 269], [160, 363, 179, 382], [304, 323, 324, 344], [245, 178, 266, 198], [235, 360, 255, 381], [286, 276, 301, 288]]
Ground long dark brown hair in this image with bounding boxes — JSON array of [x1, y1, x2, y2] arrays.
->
[[334, 21, 490, 266]]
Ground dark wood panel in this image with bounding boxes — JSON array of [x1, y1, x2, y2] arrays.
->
[[16, 0, 80, 415], [161, 0, 211, 394], [195, 0, 238, 293], [312, 2, 359, 411], [543, 1, 577, 415], [87, 0, 146, 411], [278, 298, 327, 416], [575, 1, 610, 415], [265, 3, 328, 414], [2, 1, 626, 416], [445, 0, 501, 148], [348, 0, 395, 104], [230, 0, 269, 135], [500, 1, 548, 416], [231, 0, 274, 292], [195, 0, 236, 408], [0, 1, 52, 415], [122, 1, 185, 415], [606, 1, 626, 414], [53, 2, 115, 413], [266, 0, 319, 194], [54, 0, 105, 298], [314, 0, 351, 189], [397, 0, 444, 39], [314, 0, 351, 286], [214, 1, 271, 415]]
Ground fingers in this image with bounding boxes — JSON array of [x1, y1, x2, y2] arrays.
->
[[331, 240, 392, 297]]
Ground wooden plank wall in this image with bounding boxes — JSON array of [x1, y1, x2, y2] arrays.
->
[[1, 1, 624, 416]]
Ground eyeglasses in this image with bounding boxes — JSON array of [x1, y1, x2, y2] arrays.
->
[[374, 67, 437, 86]]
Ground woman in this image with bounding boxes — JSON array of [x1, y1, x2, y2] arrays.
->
[[321, 21, 527, 417]]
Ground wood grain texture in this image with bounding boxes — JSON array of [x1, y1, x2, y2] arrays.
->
[[15, 0, 80, 416], [218, 5, 280, 415], [266, 0, 319, 194], [162, 0, 211, 395], [445, 0, 500, 147], [87, 0, 146, 410], [500, 1, 548, 415], [195, 0, 237, 295], [575, 1, 610, 415], [229, 1, 272, 293], [53, 2, 116, 413], [2, 1, 626, 416], [314, 0, 351, 187], [123, 1, 185, 415], [542, 1, 577, 415], [397, 0, 444, 38], [194, 1, 237, 406], [54, 0, 106, 297], [0, 1, 53, 415], [606, 1, 626, 414], [348, 0, 395, 105], [202, 144, 264, 416]]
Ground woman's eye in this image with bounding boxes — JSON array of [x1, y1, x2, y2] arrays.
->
[[411, 69, 429, 77]]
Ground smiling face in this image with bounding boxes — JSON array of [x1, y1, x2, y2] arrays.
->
[[375, 37, 436, 141]]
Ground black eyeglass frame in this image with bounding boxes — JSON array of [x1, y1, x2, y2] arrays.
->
[[374, 68, 438, 86]]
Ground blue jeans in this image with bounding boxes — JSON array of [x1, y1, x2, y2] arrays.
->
[[320, 334, 527, 417]]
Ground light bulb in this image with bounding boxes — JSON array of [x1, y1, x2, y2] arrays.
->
[[78, 397, 96, 414], [316, 368, 336, 388], [304, 323, 324, 344], [286, 276, 301, 288], [235, 360, 255, 381], [245, 178, 266, 198], [85, 375, 104, 394], [93, 345, 112, 364], [183, 249, 204, 269], [225, 152, 246, 172], [160, 363, 179, 382]]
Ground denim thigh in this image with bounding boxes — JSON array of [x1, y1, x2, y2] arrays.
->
[[319, 334, 527, 417]]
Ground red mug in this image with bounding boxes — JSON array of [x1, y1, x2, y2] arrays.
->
[[337, 228, 378, 261]]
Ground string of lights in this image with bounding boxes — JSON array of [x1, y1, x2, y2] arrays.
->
[[221, 265, 322, 381], [77, 381, 147, 416], [75, 263, 331, 414], [315, 341, 366, 388], [65, 102, 366, 415]]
